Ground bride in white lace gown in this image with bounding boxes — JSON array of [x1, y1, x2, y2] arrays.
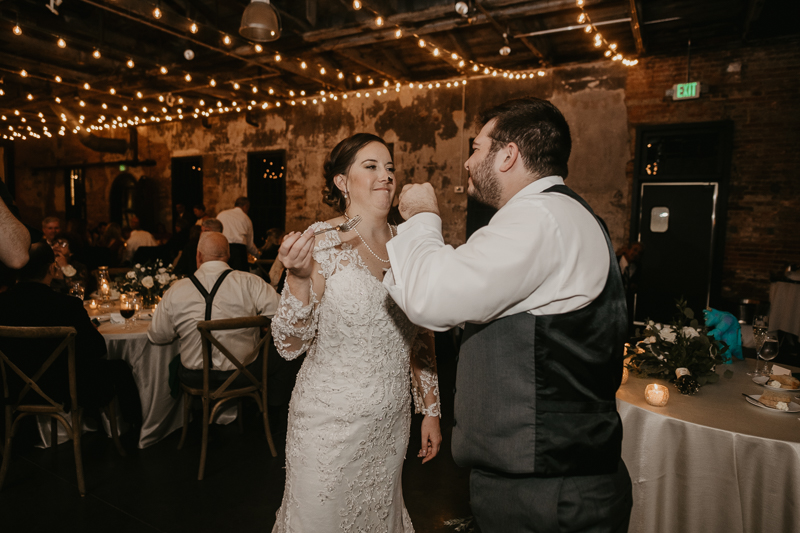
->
[[271, 133, 442, 533]]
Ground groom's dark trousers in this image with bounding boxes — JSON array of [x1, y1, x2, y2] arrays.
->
[[452, 186, 632, 532]]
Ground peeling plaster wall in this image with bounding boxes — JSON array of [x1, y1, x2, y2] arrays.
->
[[14, 62, 630, 254]]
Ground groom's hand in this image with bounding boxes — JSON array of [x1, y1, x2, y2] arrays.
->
[[398, 183, 439, 220]]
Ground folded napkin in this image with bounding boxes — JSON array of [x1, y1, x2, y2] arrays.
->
[[771, 365, 792, 376], [110, 313, 125, 325]]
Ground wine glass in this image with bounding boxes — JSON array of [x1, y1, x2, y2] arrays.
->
[[120, 300, 135, 330], [68, 282, 85, 300], [130, 295, 142, 327], [747, 315, 769, 376], [757, 331, 780, 376]]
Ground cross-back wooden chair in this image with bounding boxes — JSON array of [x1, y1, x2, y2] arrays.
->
[[0, 326, 125, 496], [177, 316, 277, 480]]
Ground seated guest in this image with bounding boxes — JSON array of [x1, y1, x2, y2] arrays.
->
[[216, 197, 259, 272], [41, 216, 61, 246], [147, 232, 279, 388], [122, 213, 157, 263], [173, 218, 224, 277], [0, 243, 142, 427], [193, 204, 210, 226], [50, 232, 89, 295], [99, 222, 125, 267], [260, 227, 284, 260]]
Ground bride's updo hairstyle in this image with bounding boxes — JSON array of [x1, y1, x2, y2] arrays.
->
[[323, 133, 389, 212]]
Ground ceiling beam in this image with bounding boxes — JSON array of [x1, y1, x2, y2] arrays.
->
[[333, 48, 406, 82], [628, 0, 646, 54]]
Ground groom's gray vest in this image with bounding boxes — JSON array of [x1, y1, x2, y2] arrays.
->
[[452, 185, 627, 477]]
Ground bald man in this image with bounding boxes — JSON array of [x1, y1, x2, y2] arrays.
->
[[148, 232, 279, 388]]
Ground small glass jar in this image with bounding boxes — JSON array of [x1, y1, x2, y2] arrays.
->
[[644, 383, 669, 407]]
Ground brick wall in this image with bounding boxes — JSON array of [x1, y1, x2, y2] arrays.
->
[[625, 36, 800, 301]]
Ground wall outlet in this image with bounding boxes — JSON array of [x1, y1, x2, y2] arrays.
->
[[454, 186, 464, 193]]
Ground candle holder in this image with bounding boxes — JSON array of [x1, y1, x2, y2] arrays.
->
[[88, 299, 98, 310], [644, 383, 670, 407], [97, 266, 112, 308]]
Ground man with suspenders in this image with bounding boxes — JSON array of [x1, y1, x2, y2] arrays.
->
[[148, 232, 279, 389]]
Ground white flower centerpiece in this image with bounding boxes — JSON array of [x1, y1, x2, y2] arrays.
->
[[626, 299, 730, 388], [115, 259, 177, 308]]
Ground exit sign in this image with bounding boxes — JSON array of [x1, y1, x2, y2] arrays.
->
[[672, 82, 700, 100]]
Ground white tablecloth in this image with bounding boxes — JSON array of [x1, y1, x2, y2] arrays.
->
[[38, 316, 184, 449], [618, 359, 800, 533], [770, 281, 800, 337]]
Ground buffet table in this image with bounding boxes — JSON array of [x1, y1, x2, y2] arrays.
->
[[617, 359, 800, 533]]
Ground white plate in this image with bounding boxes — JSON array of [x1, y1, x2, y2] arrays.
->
[[752, 376, 800, 393], [743, 394, 800, 413]]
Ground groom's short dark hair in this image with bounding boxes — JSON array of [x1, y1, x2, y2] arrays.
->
[[480, 97, 572, 179]]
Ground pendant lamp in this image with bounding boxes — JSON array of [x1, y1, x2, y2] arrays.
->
[[240, 0, 281, 42]]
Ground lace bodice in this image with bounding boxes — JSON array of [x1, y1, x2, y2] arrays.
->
[[272, 222, 440, 418]]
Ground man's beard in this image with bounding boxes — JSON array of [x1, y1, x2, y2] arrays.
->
[[467, 150, 502, 209]]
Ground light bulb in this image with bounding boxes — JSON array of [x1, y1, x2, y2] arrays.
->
[[102, 103, 107, 109], [375, 16, 384, 27], [500, 45, 511, 56], [136, 91, 143, 98], [110, 88, 116, 94], [123, 105, 128, 111], [585, 25, 593, 33], [368, 79, 374, 85], [233, 82, 240, 89], [418, 39, 425, 48], [610, 43, 617, 50], [451, 53, 458, 60], [356, 75, 362, 82], [57, 38, 66, 48], [158, 95, 165, 102], [433, 48, 440, 56], [153, 7, 162, 19], [185, 73, 192, 82], [338, 72, 344, 79], [27, 94, 33, 100], [127, 59, 135, 68], [209, 79, 216, 87], [252, 86, 258, 93], [79, 100, 86, 107], [13, 25, 22, 36], [83, 83, 91, 90], [578, 13, 586, 24], [93, 49, 101, 59], [395, 29, 402, 38], [223, 35, 231, 45], [190, 22, 198, 34], [274, 53, 281, 62], [254, 44, 262, 53], [301, 61, 307, 69], [473, 65, 479, 71], [353, 1, 362, 10], [55, 97, 61, 103], [320, 67, 326, 75], [199, 99, 205, 106], [55, 75, 62, 82]]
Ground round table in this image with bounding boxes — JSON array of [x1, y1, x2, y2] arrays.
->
[[617, 359, 800, 533], [38, 302, 183, 449]]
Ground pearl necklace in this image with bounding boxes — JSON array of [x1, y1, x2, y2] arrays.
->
[[347, 215, 393, 264]]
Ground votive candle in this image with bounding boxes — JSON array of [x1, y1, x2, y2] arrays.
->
[[644, 383, 669, 407], [88, 299, 98, 310]]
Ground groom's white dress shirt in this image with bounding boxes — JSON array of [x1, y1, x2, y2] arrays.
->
[[384, 176, 610, 332]]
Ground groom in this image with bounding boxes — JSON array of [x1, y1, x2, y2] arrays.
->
[[384, 97, 632, 532]]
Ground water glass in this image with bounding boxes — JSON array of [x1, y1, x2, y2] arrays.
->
[[747, 315, 769, 376]]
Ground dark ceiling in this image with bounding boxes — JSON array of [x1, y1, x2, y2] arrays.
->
[[0, 0, 797, 141]]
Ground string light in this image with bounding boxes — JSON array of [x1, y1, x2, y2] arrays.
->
[[338, 72, 344, 79], [395, 29, 402, 38], [153, 6, 162, 19], [209, 79, 217, 87], [92, 49, 101, 59], [27, 94, 33, 100], [127, 59, 135, 68], [274, 53, 281, 62], [185, 73, 192, 82], [136, 92, 143, 98], [190, 22, 198, 34], [160, 66, 168, 74], [254, 44, 263, 53], [418, 39, 426, 48], [223, 35, 232, 46], [375, 16, 384, 27], [300, 61, 307, 69], [54, 75, 62, 82], [83, 83, 91, 90], [353, 1, 362, 10], [13, 25, 22, 36], [320, 67, 326, 75], [57, 38, 66, 48], [233, 82, 240, 89], [110, 88, 116, 94]]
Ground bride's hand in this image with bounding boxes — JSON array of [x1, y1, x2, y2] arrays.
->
[[418, 415, 442, 464], [279, 228, 315, 279]]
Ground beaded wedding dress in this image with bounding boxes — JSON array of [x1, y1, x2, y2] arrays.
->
[[271, 222, 440, 533]]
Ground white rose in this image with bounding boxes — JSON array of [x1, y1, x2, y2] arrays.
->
[[155, 273, 171, 286], [141, 276, 154, 289], [158, 268, 166, 274], [682, 327, 699, 338], [140, 267, 146, 272], [61, 264, 77, 277], [135, 263, 141, 268], [658, 325, 676, 343], [170, 274, 177, 280], [126, 271, 137, 279]]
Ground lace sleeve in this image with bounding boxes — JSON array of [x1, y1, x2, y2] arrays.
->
[[271, 277, 320, 361], [410, 328, 440, 418]]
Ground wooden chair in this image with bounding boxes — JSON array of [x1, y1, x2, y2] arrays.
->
[[0, 326, 126, 496], [177, 316, 277, 480]]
